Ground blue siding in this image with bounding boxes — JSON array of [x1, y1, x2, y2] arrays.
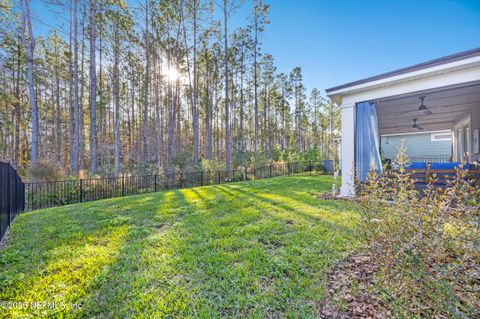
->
[[380, 132, 452, 160]]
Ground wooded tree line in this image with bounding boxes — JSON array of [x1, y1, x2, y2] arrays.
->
[[0, 0, 340, 180]]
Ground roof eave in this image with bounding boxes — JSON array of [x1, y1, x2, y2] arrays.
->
[[325, 47, 480, 98]]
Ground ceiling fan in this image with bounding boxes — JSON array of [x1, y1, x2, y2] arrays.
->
[[394, 96, 433, 117], [417, 96, 433, 115], [412, 118, 424, 131]]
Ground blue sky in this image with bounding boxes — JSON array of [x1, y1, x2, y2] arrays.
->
[[31, 0, 480, 94], [237, 0, 480, 93]]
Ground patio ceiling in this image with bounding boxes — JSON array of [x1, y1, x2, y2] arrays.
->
[[376, 82, 480, 135]]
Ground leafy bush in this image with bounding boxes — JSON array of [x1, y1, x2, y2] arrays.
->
[[199, 159, 225, 172], [357, 148, 479, 317], [312, 162, 327, 174], [271, 147, 282, 162], [29, 160, 65, 182], [301, 147, 324, 161]]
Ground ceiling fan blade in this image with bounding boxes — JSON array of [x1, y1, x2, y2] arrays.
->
[[394, 109, 419, 118], [416, 125, 425, 130], [383, 120, 452, 131], [395, 107, 434, 118]]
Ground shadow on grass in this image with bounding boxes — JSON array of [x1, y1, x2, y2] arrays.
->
[[76, 189, 201, 318], [0, 175, 357, 318], [219, 183, 356, 230], [0, 193, 165, 318]]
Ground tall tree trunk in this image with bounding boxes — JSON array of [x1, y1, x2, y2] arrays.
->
[[89, 0, 97, 174], [143, 0, 150, 167], [73, 0, 80, 172], [166, 61, 176, 175], [263, 85, 267, 158], [240, 54, 245, 179], [223, 0, 230, 172], [68, 0, 75, 172], [175, 74, 181, 151], [54, 56, 60, 163], [14, 37, 21, 165], [295, 85, 302, 151], [231, 71, 236, 161], [79, 2, 86, 170], [98, 32, 104, 168], [130, 70, 135, 161], [19, 0, 39, 169], [281, 87, 286, 151], [2, 69, 10, 161], [215, 89, 219, 159], [154, 56, 162, 173], [253, 13, 258, 168], [43, 86, 49, 157], [160, 82, 165, 169], [192, 0, 199, 165], [113, 26, 120, 176], [126, 92, 131, 155], [205, 52, 212, 161]]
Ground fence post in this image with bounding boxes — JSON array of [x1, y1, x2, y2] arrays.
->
[[122, 176, 125, 196], [310, 160, 312, 176], [154, 174, 158, 192], [254, 167, 256, 180], [6, 166, 11, 229], [79, 179, 83, 203], [270, 165, 272, 178], [201, 172, 204, 186], [21, 182, 25, 212]]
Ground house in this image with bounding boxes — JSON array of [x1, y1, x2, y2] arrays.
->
[[326, 48, 480, 197], [380, 130, 452, 163]]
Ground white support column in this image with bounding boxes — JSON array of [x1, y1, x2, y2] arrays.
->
[[340, 103, 356, 197]]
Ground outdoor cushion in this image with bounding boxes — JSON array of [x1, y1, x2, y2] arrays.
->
[[406, 162, 427, 170], [430, 162, 470, 170]]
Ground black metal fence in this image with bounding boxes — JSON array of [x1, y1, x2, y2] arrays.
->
[[24, 160, 332, 211], [0, 162, 25, 240]]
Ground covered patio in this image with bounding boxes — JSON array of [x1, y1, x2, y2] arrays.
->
[[327, 48, 480, 197]]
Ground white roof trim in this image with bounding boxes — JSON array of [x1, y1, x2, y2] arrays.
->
[[328, 56, 480, 98]]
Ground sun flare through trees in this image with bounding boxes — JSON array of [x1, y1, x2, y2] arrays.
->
[[0, 0, 340, 181]]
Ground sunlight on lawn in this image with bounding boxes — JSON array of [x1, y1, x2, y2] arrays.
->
[[2, 226, 128, 318], [0, 175, 358, 318]]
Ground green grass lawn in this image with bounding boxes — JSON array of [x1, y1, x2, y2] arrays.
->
[[0, 175, 358, 318]]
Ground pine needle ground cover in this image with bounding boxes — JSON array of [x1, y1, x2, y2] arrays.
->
[[0, 175, 358, 318]]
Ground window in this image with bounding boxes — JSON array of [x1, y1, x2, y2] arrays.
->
[[454, 115, 472, 162], [431, 132, 452, 142], [457, 128, 464, 160], [465, 125, 470, 154], [456, 126, 471, 160]]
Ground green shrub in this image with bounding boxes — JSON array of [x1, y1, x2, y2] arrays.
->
[[29, 160, 65, 182], [301, 147, 324, 161], [357, 147, 479, 317], [199, 159, 225, 172], [312, 162, 327, 174]]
